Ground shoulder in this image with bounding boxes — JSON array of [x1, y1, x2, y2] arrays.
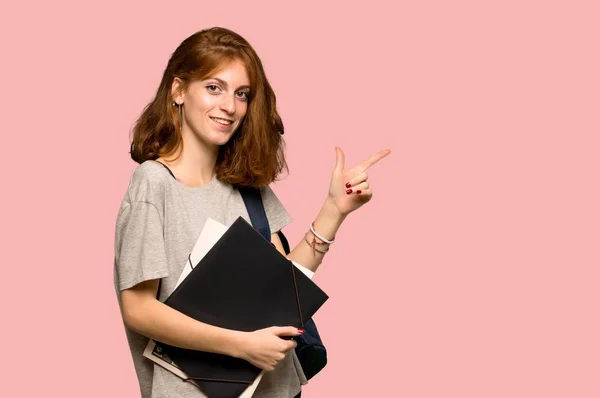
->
[[259, 184, 280, 202], [127, 160, 172, 204], [258, 185, 285, 211], [259, 184, 292, 232]]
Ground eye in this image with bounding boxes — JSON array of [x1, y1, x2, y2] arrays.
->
[[206, 84, 221, 93], [236, 91, 250, 101]]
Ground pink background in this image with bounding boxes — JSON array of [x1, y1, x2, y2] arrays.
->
[[2, 0, 599, 397]]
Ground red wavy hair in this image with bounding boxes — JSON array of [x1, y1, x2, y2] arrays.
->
[[130, 27, 287, 187]]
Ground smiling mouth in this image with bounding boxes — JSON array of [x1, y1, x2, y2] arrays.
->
[[210, 117, 234, 126]]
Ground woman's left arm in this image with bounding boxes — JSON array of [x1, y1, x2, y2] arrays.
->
[[273, 147, 391, 272]]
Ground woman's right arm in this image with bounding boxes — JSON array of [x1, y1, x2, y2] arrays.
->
[[120, 278, 303, 371]]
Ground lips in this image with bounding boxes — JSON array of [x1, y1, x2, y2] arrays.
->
[[209, 116, 234, 126]]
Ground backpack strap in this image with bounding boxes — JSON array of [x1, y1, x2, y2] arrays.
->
[[238, 186, 271, 242], [277, 230, 290, 255], [238, 187, 292, 255]]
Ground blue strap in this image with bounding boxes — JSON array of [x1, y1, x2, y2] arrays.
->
[[238, 186, 271, 242]]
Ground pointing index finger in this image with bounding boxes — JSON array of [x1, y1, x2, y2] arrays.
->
[[358, 149, 391, 172]]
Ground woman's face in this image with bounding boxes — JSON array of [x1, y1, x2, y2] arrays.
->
[[178, 59, 251, 148]]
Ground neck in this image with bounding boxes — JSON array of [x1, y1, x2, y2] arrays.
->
[[162, 129, 219, 187]]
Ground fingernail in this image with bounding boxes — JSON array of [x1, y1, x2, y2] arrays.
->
[[298, 328, 305, 333], [356, 190, 362, 194], [345, 182, 351, 188], [346, 189, 352, 194]]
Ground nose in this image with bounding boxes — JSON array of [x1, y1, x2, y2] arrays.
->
[[219, 93, 236, 115]]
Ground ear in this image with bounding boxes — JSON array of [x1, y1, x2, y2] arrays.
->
[[171, 77, 184, 105]]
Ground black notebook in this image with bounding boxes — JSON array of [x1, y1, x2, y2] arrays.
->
[[156, 217, 329, 397]]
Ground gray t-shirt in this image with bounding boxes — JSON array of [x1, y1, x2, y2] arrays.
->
[[114, 160, 307, 398]]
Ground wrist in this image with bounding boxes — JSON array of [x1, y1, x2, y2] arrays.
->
[[311, 198, 346, 243], [323, 196, 347, 222], [225, 330, 249, 359]]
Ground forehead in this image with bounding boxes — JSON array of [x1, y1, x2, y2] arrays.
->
[[206, 59, 250, 87]]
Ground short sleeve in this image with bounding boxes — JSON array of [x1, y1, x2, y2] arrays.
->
[[114, 201, 170, 291], [260, 185, 292, 233]]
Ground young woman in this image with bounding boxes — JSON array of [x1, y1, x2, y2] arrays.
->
[[114, 27, 390, 398]]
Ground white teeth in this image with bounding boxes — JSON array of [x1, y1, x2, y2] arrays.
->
[[211, 117, 233, 125]]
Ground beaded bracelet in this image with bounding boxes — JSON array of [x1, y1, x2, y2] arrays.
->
[[304, 234, 330, 255]]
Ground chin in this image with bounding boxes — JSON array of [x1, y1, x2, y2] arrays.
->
[[193, 124, 237, 147], [210, 134, 234, 147]]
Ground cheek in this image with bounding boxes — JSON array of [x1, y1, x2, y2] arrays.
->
[[196, 94, 217, 110], [238, 102, 248, 118]]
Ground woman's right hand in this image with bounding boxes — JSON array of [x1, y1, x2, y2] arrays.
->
[[237, 326, 303, 371]]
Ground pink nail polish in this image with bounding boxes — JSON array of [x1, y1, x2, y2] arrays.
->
[[298, 328, 305, 333]]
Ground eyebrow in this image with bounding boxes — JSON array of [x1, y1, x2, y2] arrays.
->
[[209, 77, 250, 91]]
